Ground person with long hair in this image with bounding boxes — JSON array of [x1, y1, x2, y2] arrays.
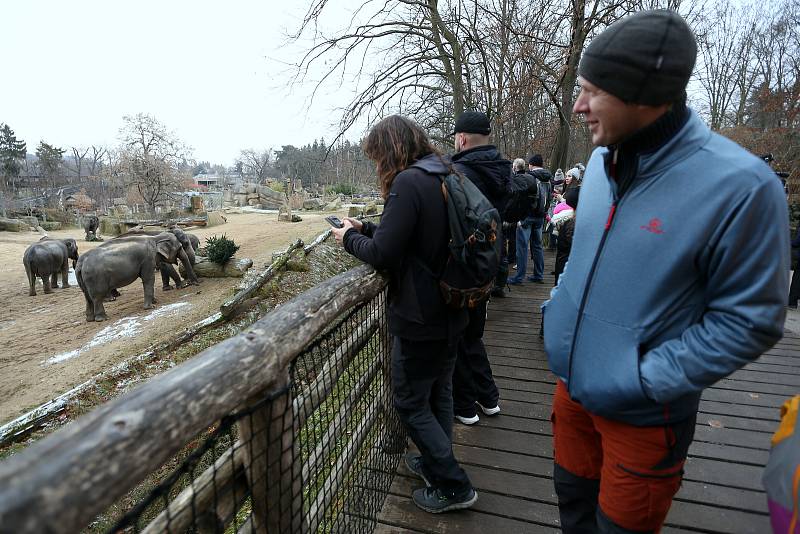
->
[[331, 115, 477, 514]]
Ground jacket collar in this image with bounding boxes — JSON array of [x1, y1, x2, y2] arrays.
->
[[598, 109, 711, 181]]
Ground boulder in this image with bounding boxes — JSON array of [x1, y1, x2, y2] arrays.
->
[[246, 193, 259, 201], [99, 217, 123, 236], [21, 216, 39, 228], [256, 185, 284, 201], [303, 198, 325, 210], [348, 206, 362, 218], [247, 198, 260, 206], [233, 193, 248, 206], [324, 198, 342, 211], [181, 256, 253, 278], [0, 218, 27, 232], [260, 198, 283, 210], [206, 211, 227, 227], [364, 202, 379, 215]]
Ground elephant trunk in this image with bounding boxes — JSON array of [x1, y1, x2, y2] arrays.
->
[[178, 248, 199, 285]]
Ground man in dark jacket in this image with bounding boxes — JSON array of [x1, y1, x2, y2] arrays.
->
[[450, 111, 507, 425]]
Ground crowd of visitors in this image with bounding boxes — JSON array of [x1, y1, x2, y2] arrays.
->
[[331, 7, 791, 531]]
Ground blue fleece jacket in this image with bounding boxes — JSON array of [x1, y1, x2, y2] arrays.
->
[[543, 111, 789, 425]]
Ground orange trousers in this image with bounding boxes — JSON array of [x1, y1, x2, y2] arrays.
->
[[552, 380, 695, 533]]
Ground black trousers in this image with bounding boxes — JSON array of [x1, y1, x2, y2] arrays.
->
[[789, 267, 800, 305], [392, 337, 471, 495], [504, 224, 517, 265], [452, 302, 499, 416]]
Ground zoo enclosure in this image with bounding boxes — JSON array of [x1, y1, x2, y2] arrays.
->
[[0, 263, 402, 533]]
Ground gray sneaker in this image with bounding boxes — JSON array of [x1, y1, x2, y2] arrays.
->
[[412, 487, 478, 513], [404, 453, 431, 487]]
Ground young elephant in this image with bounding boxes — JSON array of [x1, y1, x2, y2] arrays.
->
[[76, 232, 187, 322], [118, 227, 200, 290], [84, 215, 100, 240], [23, 238, 79, 296]]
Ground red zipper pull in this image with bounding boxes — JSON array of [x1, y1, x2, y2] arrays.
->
[[605, 203, 617, 230]]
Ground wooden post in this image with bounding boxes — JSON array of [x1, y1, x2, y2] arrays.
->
[[236, 374, 301, 534]]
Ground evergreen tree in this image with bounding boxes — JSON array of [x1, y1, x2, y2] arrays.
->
[[0, 123, 27, 193]]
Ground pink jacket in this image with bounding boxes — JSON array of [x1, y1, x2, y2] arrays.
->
[[553, 202, 571, 215]]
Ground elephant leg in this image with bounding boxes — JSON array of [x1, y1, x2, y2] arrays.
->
[[43, 275, 53, 294], [141, 269, 156, 309], [160, 265, 174, 290], [93, 297, 108, 322], [50, 273, 59, 289], [61, 260, 70, 288]]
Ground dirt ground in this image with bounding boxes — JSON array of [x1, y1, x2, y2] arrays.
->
[[0, 211, 339, 424]]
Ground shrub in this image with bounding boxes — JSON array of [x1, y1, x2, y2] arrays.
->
[[326, 183, 357, 196], [205, 234, 240, 265]]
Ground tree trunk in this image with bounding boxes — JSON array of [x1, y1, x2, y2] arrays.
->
[[550, 0, 586, 170]]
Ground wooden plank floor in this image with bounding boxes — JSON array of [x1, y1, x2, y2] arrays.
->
[[376, 250, 797, 534]]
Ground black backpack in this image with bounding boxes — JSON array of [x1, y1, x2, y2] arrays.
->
[[503, 172, 539, 223], [412, 163, 501, 308], [529, 170, 552, 217]]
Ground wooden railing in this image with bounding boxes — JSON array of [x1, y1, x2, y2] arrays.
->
[[0, 263, 399, 534]]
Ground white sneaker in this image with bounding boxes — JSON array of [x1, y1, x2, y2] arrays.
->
[[477, 402, 500, 416], [455, 413, 479, 425]]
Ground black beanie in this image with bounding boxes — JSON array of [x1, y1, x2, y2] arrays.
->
[[578, 10, 696, 105]]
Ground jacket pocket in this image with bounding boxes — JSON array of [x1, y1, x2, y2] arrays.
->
[[569, 314, 652, 417], [542, 289, 579, 382]]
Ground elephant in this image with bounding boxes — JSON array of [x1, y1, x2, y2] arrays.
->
[[76, 232, 189, 322], [84, 215, 100, 241], [117, 227, 199, 290], [23, 238, 80, 296]]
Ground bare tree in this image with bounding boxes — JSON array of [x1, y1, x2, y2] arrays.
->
[[69, 146, 90, 183], [88, 145, 107, 176], [118, 113, 192, 213], [237, 148, 274, 183]]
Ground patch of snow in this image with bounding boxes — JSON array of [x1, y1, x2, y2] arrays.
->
[[68, 268, 77, 286], [44, 302, 191, 365]]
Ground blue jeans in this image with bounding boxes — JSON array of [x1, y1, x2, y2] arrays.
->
[[509, 217, 544, 282]]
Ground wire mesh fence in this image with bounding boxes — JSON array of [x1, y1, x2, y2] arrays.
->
[[107, 287, 402, 534]]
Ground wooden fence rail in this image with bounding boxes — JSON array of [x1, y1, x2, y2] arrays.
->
[[0, 263, 392, 534]]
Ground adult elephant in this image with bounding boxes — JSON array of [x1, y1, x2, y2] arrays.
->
[[117, 227, 199, 289], [84, 215, 100, 240], [76, 232, 190, 322], [23, 238, 80, 296]]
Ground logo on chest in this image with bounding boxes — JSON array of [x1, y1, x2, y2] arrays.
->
[[640, 218, 664, 234]]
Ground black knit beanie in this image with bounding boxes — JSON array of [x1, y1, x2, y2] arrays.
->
[[578, 10, 697, 105]]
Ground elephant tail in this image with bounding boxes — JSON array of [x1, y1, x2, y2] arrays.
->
[[23, 255, 35, 288], [76, 263, 91, 305]]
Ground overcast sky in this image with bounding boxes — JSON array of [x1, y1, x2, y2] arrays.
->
[[0, 0, 357, 165]]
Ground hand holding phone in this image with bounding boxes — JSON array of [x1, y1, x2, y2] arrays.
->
[[325, 215, 344, 228]]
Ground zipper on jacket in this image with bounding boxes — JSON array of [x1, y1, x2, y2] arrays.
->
[[566, 149, 621, 396]]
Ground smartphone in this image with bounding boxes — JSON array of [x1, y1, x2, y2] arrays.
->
[[325, 215, 345, 229]]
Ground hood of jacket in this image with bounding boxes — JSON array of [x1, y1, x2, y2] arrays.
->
[[451, 145, 510, 207], [412, 152, 450, 176], [529, 168, 553, 183]]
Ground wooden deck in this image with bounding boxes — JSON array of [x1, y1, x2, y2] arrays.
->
[[376, 251, 799, 533]]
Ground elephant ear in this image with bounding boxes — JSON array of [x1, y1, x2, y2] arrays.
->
[[156, 238, 177, 262]]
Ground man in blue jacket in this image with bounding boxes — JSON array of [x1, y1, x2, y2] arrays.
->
[[542, 10, 789, 533]]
